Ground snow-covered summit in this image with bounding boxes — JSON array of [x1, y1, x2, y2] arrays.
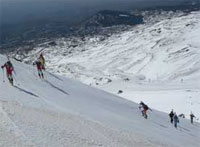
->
[[0, 54, 200, 147]]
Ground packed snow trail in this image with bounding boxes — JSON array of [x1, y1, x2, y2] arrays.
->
[[0, 55, 200, 147]]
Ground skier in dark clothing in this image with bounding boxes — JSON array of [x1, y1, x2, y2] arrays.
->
[[33, 60, 44, 79], [190, 112, 196, 124], [1, 60, 14, 85], [173, 113, 179, 128], [169, 109, 174, 124], [139, 101, 152, 119]]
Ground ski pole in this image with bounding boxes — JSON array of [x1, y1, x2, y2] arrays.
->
[[32, 64, 38, 79], [2, 69, 5, 83], [13, 68, 17, 76], [12, 73, 19, 86]]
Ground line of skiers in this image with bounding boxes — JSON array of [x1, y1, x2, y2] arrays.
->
[[1, 53, 46, 85], [169, 109, 196, 128], [1, 54, 198, 127], [139, 102, 197, 128]]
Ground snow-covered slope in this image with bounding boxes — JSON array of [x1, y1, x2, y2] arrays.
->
[[26, 11, 200, 82], [0, 55, 200, 147], [20, 11, 200, 120]]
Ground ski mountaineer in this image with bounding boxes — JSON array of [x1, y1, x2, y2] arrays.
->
[[139, 101, 152, 119], [169, 109, 174, 124], [33, 59, 44, 79], [190, 112, 196, 124], [1, 60, 14, 85], [173, 113, 179, 128], [38, 53, 45, 70]]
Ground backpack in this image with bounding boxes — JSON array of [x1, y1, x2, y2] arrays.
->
[[144, 104, 149, 110]]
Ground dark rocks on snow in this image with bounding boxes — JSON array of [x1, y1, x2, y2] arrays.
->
[[118, 90, 123, 94]]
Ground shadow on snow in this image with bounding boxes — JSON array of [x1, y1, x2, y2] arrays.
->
[[44, 80, 69, 96], [13, 85, 39, 98], [46, 71, 63, 81]]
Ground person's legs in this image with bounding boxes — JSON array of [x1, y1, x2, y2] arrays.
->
[[10, 74, 13, 84], [141, 110, 144, 116], [38, 70, 44, 78], [144, 109, 147, 119], [38, 70, 41, 78], [41, 71, 44, 78], [174, 122, 177, 128], [7, 73, 13, 85]]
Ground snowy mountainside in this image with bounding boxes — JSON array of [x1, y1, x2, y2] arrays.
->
[[23, 11, 200, 82], [0, 54, 200, 147], [19, 11, 200, 120]]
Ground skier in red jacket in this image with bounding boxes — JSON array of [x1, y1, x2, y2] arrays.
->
[[33, 59, 44, 79], [1, 60, 14, 85]]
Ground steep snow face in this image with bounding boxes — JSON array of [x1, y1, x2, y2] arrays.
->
[[0, 55, 200, 147], [22, 11, 200, 120]]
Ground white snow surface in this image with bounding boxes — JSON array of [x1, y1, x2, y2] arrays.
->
[[0, 55, 200, 147], [24, 11, 200, 120]]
